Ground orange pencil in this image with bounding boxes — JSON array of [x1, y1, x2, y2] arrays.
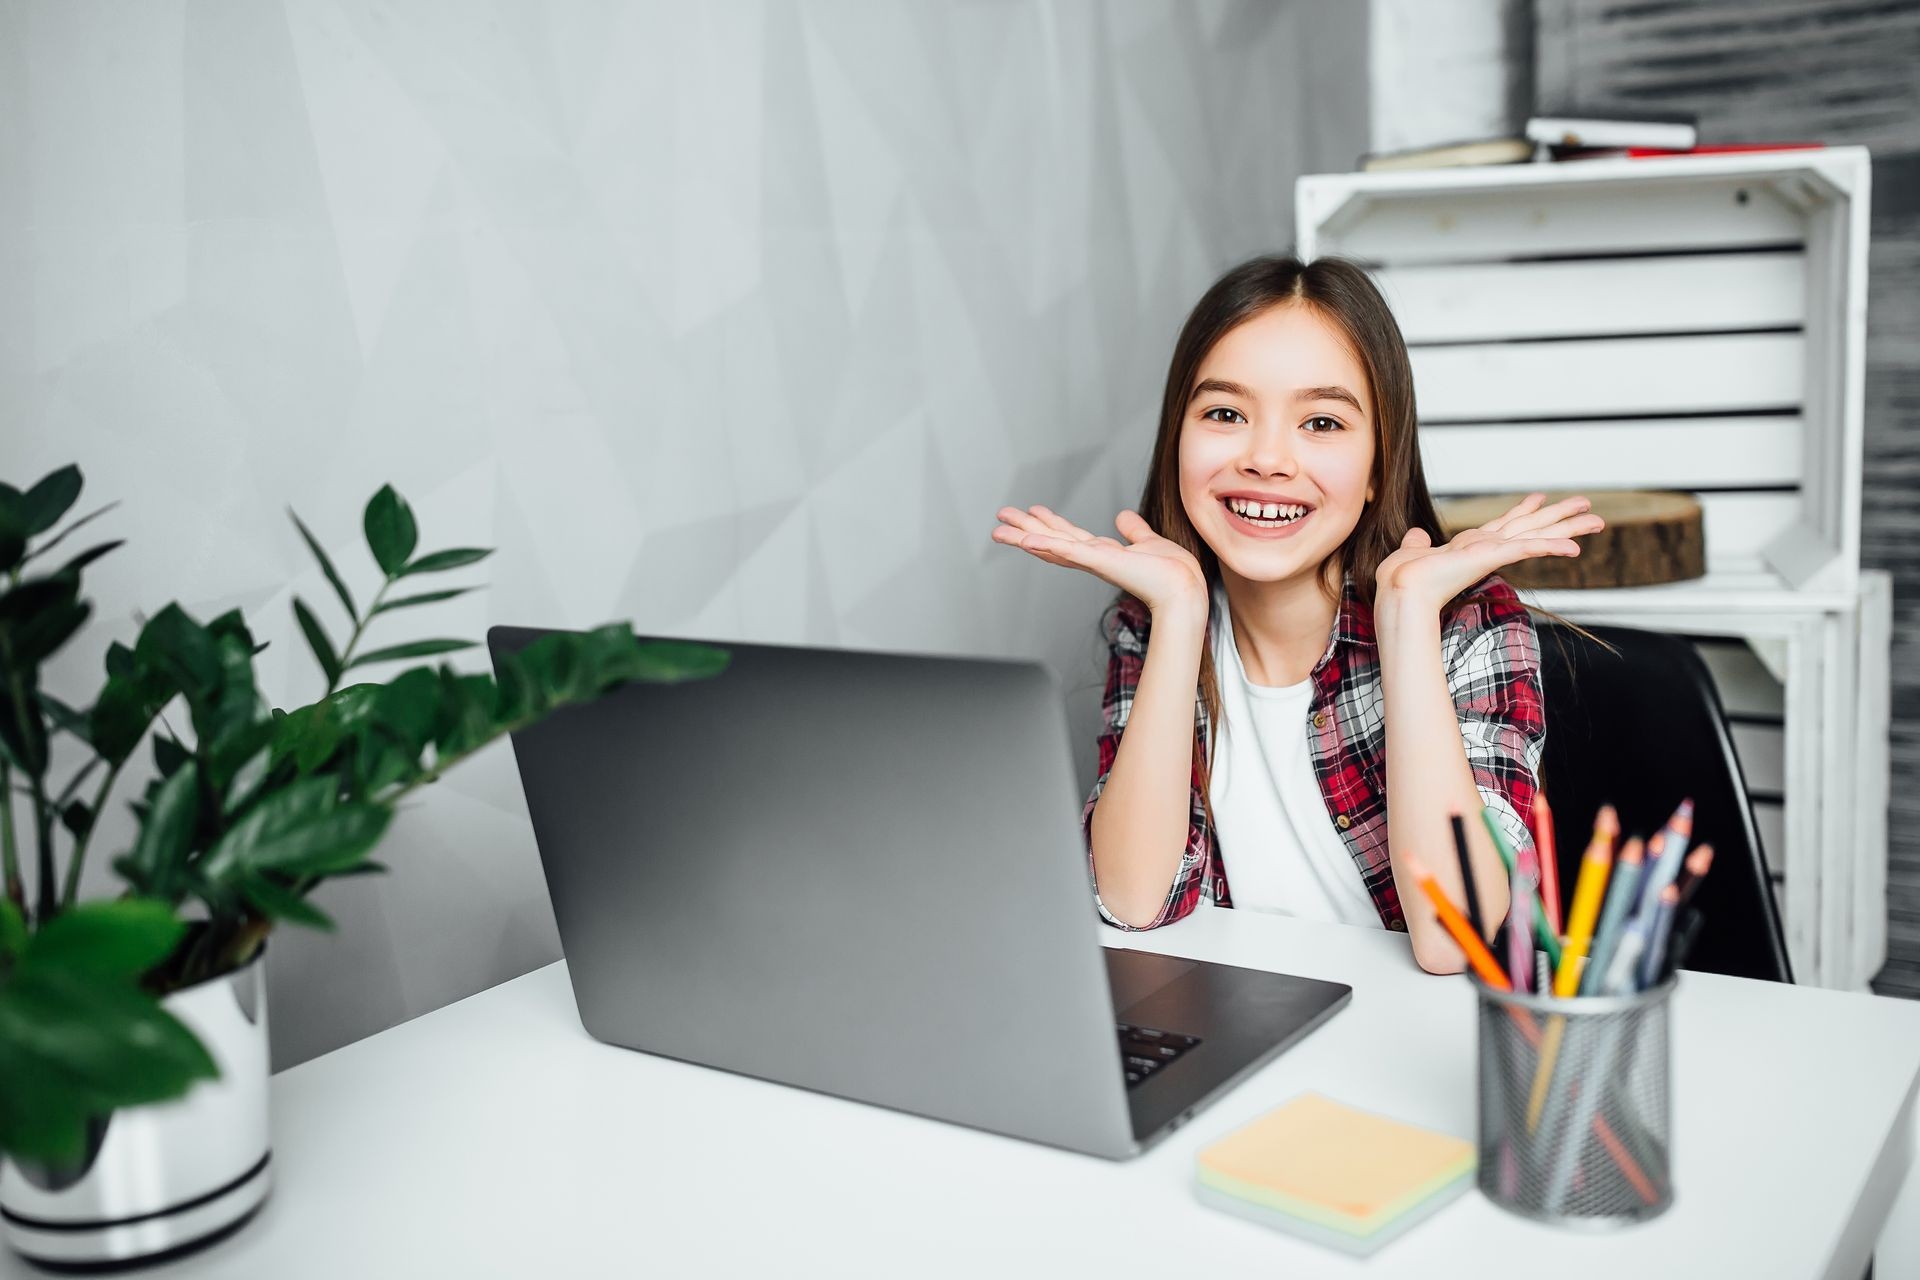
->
[[1533, 792, 1563, 937], [1674, 844, 1715, 911], [1405, 854, 1511, 990]]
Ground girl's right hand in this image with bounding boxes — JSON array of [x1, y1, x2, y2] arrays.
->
[[991, 506, 1208, 618]]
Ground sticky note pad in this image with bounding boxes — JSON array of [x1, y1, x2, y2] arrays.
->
[[1194, 1092, 1475, 1255]]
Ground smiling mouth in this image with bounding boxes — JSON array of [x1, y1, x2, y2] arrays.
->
[[1221, 496, 1312, 528]]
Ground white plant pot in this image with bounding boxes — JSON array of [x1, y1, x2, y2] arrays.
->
[[0, 946, 272, 1269]]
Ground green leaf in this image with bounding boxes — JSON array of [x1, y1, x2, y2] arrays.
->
[[293, 598, 341, 687], [118, 764, 200, 900], [0, 573, 89, 666], [195, 628, 261, 747], [0, 965, 218, 1163], [373, 667, 439, 754], [151, 733, 190, 778], [0, 684, 49, 775], [105, 640, 135, 680], [0, 899, 24, 962], [290, 510, 358, 623], [434, 669, 498, 758], [200, 776, 390, 880], [59, 798, 93, 841], [20, 466, 82, 536], [371, 586, 477, 615], [0, 488, 26, 573], [22, 899, 185, 982], [237, 873, 334, 931], [622, 638, 732, 684], [88, 664, 172, 766], [53, 539, 122, 579], [133, 606, 220, 701], [38, 691, 92, 745], [221, 746, 273, 818], [345, 638, 474, 671], [19, 500, 118, 570], [399, 547, 491, 577], [363, 486, 418, 577]]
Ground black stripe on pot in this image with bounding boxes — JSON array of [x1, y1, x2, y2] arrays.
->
[[12, 1201, 269, 1275], [1, 1150, 271, 1232]]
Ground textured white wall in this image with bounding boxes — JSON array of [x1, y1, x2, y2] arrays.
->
[[0, 0, 1369, 1068], [1369, 0, 1529, 153]]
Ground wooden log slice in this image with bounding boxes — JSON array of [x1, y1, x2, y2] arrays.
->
[[1434, 490, 1706, 589]]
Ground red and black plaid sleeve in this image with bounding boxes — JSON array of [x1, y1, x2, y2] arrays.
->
[[1443, 576, 1547, 869], [1079, 596, 1214, 930]]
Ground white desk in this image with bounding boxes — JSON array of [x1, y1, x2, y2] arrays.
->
[[114, 909, 1920, 1278]]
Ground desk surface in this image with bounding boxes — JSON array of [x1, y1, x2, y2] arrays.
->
[[126, 908, 1920, 1278]]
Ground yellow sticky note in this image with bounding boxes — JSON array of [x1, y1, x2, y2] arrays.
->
[[1196, 1093, 1474, 1236]]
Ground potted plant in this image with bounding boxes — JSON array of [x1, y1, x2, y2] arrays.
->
[[0, 465, 726, 1269]]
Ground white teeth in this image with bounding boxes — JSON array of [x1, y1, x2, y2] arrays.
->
[[1225, 497, 1308, 524]]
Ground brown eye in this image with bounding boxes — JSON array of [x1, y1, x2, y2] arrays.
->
[[1202, 407, 1246, 424], [1303, 415, 1343, 433]]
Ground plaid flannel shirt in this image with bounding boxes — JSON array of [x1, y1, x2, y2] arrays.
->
[[1080, 574, 1545, 933]]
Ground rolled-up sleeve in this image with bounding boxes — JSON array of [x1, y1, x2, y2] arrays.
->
[[1443, 580, 1547, 866], [1080, 599, 1212, 930]]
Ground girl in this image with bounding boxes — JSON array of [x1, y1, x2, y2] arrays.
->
[[991, 256, 1603, 974]]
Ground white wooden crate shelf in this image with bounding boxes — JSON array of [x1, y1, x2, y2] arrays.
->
[[1296, 150, 1889, 989]]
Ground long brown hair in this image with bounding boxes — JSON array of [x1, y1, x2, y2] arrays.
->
[[1122, 255, 1441, 791]]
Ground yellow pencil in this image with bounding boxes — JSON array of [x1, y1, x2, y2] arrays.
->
[[1552, 806, 1619, 999], [1530, 807, 1621, 1133]]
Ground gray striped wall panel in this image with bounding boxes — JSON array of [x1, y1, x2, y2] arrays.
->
[[1535, 0, 1920, 997]]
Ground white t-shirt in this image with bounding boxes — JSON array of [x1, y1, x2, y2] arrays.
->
[[1207, 587, 1383, 929]]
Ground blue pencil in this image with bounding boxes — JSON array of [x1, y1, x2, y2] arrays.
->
[[1580, 836, 1646, 996]]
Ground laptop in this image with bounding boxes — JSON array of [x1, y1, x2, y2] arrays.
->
[[488, 627, 1351, 1160]]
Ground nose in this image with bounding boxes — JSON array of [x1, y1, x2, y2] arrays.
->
[[1240, 420, 1298, 479]]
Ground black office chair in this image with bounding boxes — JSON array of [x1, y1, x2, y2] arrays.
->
[[1534, 622, 1793, 984]]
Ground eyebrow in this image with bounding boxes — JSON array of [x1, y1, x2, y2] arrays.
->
[[1188, 379, 1366, 414]]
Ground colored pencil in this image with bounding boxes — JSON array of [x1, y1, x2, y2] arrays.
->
[[1451, 813, 1485, 942], [1638, 884, 1682, 989], [1634, 798, 1695, 917], [1478, 807, 1563, 967], [1579, 836, 1646, 996], [1673, 844, 1715, 912], [1405, 853, 1510, 989], [1553, 807, 1618, 998], [1663, 906, 1706, 983], [1507, 859, 1535, 992], [1533, 791, 1564, 937]]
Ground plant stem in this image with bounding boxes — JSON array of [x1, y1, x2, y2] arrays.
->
[[29, 771, 54, 924], [61, 760, 123, 909], [0, 761, 24, 917], [328, 578, 394, 697]]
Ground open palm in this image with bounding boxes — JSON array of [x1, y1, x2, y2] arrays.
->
[[991, 505, 1207, 616], [1378, 492, 1605, 608]]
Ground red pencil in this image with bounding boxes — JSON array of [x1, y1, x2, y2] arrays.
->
[[1533, 791, 1563, 938]]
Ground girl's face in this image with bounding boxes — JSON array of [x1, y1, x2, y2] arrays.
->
[[1177, 303, 1377, 590]]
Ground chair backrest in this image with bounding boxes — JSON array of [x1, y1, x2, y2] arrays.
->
[[1535, 622, 1793, 984]]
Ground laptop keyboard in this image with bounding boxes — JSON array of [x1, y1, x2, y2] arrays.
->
[[1117, 1022, 1202, 1088]]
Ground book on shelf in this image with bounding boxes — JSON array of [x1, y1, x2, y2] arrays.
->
[[1553, 141, 1827, 161], [1358, 136, 1532, 173], [1525, 113, 1699, 151]]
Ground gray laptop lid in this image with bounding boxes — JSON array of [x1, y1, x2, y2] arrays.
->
[[489, 628, 1139, 1158]]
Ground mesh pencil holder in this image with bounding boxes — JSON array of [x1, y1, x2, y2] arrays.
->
[[1472, 974, 1675, 1227]]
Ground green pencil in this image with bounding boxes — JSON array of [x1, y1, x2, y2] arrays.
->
[[1477, 807, 1562, 968]]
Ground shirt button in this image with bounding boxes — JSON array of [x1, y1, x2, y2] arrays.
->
[[1335, 813, 1351, 830], [1312, 711, 1327, 730], [1390, 919, 1407, 932]]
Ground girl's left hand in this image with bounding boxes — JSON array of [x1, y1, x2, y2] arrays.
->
[[1375, 493, 1605, 611]]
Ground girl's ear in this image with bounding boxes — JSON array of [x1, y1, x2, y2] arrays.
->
[[1366, 484, 1375, 503]]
